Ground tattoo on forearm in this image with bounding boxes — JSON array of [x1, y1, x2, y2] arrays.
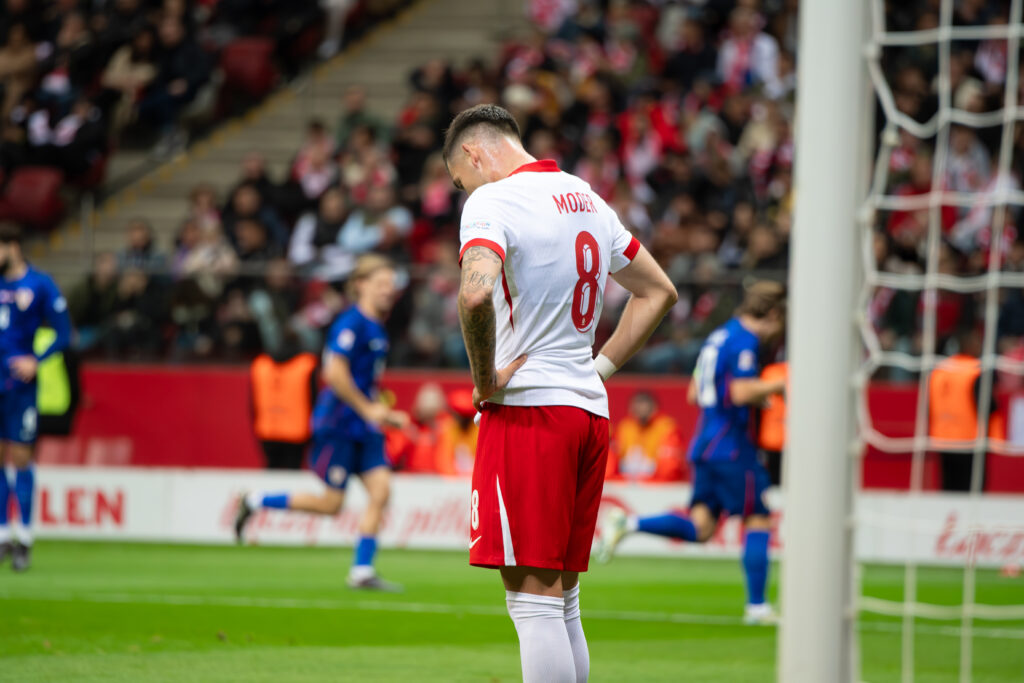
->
[[458, 246, 501, 390]]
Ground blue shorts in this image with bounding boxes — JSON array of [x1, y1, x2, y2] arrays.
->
[[0, 380, 37, 444], [690, 459, 771, 518], [309, 432, 387, 490]]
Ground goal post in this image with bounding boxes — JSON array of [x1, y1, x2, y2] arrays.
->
[[779, 0, 871, 681]]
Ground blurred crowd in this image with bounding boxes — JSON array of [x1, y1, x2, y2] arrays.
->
[[872, 0, 1024, 381], [63, 0, 1024, 378], [0, 0, 369, 186]]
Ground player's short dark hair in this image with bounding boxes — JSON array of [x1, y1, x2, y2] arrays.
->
[[738, 280, 787, 319], [442, 104, 522, 162], [0, 222, 22, 245]]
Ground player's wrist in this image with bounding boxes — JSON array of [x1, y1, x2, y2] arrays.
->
[[594, 353, 617, 381]]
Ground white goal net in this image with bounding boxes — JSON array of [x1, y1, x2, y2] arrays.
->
[[855, 0, 1024, 681]]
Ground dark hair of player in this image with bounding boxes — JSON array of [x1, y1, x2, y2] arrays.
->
[[0, 222, 23, 245], [442, 104, 522, 162], [738, 280, 787, 319]]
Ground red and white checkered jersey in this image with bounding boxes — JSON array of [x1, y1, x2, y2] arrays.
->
[[458, 159, 641, 418]]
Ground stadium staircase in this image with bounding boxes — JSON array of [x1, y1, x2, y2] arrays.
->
[[35, 0, 526, 287]]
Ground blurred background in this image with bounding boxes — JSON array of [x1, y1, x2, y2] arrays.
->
[[6, 0, 1019, 493], [1, 0, 1022, 680]]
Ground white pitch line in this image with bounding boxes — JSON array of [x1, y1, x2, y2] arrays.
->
[[3, 591, 1023, 640]]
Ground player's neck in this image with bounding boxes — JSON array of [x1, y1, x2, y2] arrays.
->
[[356, 301, 383, 322], [737, 314, 761, 338], [3, 259, 27, 281], [491, 141, 537, 179]]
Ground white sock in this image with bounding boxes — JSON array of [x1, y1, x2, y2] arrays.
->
[[245, 491, 263, 510], [563, 584, 589, 683], [506, 591, 575, 683], [13, 522, 31, 547], [348, 564, 375, 581], [0, 525, 9, 544], [626, 515, 639, 533]]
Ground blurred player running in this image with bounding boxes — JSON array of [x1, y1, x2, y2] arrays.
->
[[0, 224, 71, 571], [445, 104, 676, 683], [597, 281, 786, 624], [236, 254, 410, 591]]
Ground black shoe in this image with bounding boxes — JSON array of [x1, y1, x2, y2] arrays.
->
[[11, 543, 30, 572], [0, 542, 12, 565], [234, 496, 254, 544]]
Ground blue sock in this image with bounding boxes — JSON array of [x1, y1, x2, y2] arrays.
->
[[261, 493, 290, 509], [0, 470, 9, 527], [742, 530, 771, 605], [14, 467, 33, 527], [636, 513, 698, 541], [353, 535, 377, 567]]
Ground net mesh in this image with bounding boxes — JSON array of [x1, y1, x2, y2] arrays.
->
[[857, 0, 1024, 680]]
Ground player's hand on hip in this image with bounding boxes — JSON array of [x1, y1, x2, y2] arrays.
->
[[8, 355, 37, 382], [473, 354, 528, 410]]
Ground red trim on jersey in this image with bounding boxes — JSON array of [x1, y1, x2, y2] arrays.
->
[[624, 236, 641, 261], [507, 159, 560, 176], [460, 238, 506, 264], [501, 271, 514, 331]]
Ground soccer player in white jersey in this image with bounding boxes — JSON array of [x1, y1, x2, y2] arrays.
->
[[444, 104, 677, 683]]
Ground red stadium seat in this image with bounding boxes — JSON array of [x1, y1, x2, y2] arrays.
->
[[0, 167, 66, 231], [220, 38, 279, 99]]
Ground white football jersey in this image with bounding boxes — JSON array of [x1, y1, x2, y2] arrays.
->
[[458, 159, 641, 418]]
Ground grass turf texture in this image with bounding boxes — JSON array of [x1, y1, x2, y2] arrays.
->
[[1, 542, 1021, 682]]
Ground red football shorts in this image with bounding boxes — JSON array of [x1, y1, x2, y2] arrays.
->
[[469, 403, 610, 573]]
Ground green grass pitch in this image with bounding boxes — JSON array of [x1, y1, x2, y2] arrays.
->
[[1, 542, 1021, 681]]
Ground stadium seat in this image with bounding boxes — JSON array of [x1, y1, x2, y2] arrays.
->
[[0, 167, 66, 231], [220, 38, 279, 99]]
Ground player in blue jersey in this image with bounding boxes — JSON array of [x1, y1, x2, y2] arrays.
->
[[235, 254, 410, 590], [0, 224, 71, 571], [597, 281, 786, 624]]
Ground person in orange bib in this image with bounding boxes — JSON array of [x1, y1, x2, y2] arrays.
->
[[757, 361, 787, 486], [250, 337, 318, 470], [928, 331, 1004, 492]]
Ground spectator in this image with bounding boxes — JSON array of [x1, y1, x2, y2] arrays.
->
[[249, 258, 315, 355], [171, 217, 202, 280], [662, 17, 717, 91], [67, 251, 120, 352], [27, 96, 106, 177], [288, 186, 354, 281], [37, 11, 96, 112], [233, 219, 279, 267], [100, 26, 157, 136], [292, 140, 338, 203], [609, 392, 685, 481], [0, 24, 38, 116], [188, 183, 222, 236], [716, 7, 780, 95], [137, 16, 210, 149], [946, 125, 991, 195], [292, 119, 334, 178], [232, 152, 279, 206], [106, 267, 165, 357], [118, 219, 166, 272], [405, 240, 462, 366], [335, 84, 387, 148], [338, 183, 413, 256], [222, 182, 289, 248]]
